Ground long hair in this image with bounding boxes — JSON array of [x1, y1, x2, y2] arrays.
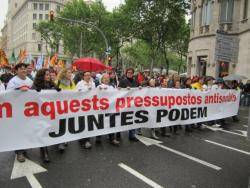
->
[[73, 71, 83, 84], [33, 69, 49, 89], [57, 68, 71, 81]]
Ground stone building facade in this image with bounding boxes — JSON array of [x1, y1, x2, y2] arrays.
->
[[188, 0, 250, 78], [1, 0, 72, 60]]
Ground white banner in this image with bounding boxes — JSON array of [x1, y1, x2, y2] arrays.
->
[[0, 88, 240, 152]]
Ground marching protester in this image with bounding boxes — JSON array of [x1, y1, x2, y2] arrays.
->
[[97, 73, 120, 146], [0, 58, 244, 164], [118, 68, 139, 142], [211, 78, 229, 127], [109, 70, 119, 88], [32, 69, 61, 163], [73, 71, 83, 85], [26, 64, 35, 81], [0, 66, 13, 87], [91, 72, 100, 87], [192, 77, 204, 90], [148, 78, 160, 140], [182, 77, 194, 132], [56, 68, 76, 90], [76, 71, 96, 149], [202, 76, 214, 91], [7, 63, 33, 90], [169, 80, 182, 134], [56, 68, 76, 152], [6, 63, 33, 162], [49, 69, 57, 83], [230, 80, 240, 122], [160, 77, 171, 137], [242, 80, 250, 106], [211, 77, 227, 90], [137, 70, 150, 87], [191, 77, 205, 129]]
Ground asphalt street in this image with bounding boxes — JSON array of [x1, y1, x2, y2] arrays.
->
[[0, 106, 249, 188]]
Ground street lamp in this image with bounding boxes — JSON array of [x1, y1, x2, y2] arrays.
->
[[49, 10, 111, 59]]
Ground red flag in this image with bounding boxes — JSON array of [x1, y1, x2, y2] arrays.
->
[[137, 72, 144, 84]]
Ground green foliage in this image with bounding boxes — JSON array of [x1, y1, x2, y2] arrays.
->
[[58, 0, 109, 58], [36, 21, 62, 55], [120, 0, 190, 72], [122, 40, 186, 73], [121, 40, 151, 68], [36, 0, 190, 72]]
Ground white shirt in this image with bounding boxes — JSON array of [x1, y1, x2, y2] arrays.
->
[[211, 84, 222, 90], [203, 84, 212, 91], [31, 71, 36, 79], [0, 82, 5, 91], [76, 80, 96, 91], [97, 83, 115, 91], [7, 76, 33, 90]]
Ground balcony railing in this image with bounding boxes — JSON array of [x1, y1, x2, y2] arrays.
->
[[199, 25, 210, 34], [219, 22, 233, 32]]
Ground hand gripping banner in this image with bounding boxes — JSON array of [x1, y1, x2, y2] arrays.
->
[[0, 88, 240, 152]]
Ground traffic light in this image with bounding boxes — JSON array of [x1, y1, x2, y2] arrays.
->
[[107, 56, 112, 66], [108, 56, 112, 62], [49, 10, 54, 21]]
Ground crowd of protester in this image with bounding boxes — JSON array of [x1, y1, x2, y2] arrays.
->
[[0, 63, 249, 163]]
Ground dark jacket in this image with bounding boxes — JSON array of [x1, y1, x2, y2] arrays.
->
[[0, 73, 13, 84], [110, 78, 118, 88], [182, 84, 192, 89], [244, 83, 250, 94], [118, 76, 138, 88], [32, 81, 60, 91]]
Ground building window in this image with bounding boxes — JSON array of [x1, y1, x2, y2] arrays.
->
[[201, 0, 212, 26], [45, 14, 49, 20], [39, 3, 44, 10], [33, 14, 37, 20], [33, 3, 37, 10], [39, 14, 43, 20], [220, 0, 234, 23], [197, 56, 207, 77], [33, 23, 37, 29], [56, 5, 61, 12], [38, 44, 42, 52], [32, 33, 36, 40], [45, 4, 49, 11], [243, 0, 248, 19]]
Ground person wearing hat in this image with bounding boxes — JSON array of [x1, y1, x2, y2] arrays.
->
[[6, 63, 33, 162]]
